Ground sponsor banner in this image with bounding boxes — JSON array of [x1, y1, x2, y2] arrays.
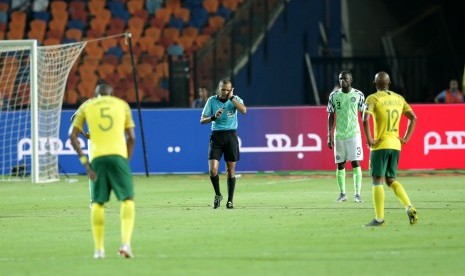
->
[[18, 104, 465, 174]]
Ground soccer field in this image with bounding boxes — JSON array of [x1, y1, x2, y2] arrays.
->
[[1, 172, 464, 275]]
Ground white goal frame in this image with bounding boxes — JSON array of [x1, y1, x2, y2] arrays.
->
[[0, 40, 40, 182]]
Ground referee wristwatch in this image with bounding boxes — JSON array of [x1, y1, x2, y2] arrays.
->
[[229, 95, 235, 101]]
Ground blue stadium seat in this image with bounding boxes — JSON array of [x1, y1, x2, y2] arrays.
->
[[169, 17, 184, 31], [107, 46, 123, 59], [184, 0, 203, 10], [217, 6, 233, 20], [67, 19, 85, 30], [0, 11, 7, 23], [62, 37, 77, 44], [189, 7, 208, 29], [108, 1, 131, 21], [32, 11, 51, 23], [108, 1, 125, 12]]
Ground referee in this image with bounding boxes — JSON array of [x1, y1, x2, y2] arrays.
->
[[200, 79, 247, 209]]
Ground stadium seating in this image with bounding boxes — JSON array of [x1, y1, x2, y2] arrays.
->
[[1, 0, 245, 105], [148, 44, 165, 61], [174, 8, 190, 23], [30, 19, 47, 34], [106, 45, 123, 58], [183, 26, 199, 38], [138, 36, 156, 52], [28, 28, 45, 44], [68, 1, 86, 13], [100, 37, 118, 51], [10, 11, 26, 25], [203, 0, 219, 14], [195, 34, 211, 47], [223, 0, 240, 11], [90, 18, 108, 34], [84, 43, 105, 60], [134, 9, 149, 21], [67, 19, 85, 31], [88, 0, 106, 16], [7, 21, 24, 39], [128, 16, 145, 37], [217, 6, 233, 20], [208, 16, 225, 32], [108, 18, 126, 34], [51, 10, 69, 25], [86, 28, 105, 39], [162, 27, 181, 42], [154, 8, 171, 26], [137, 63, 153, 79], [97, 63, 116, 79], [127, 0, 145, 15], [117, 63, 133, 79], [65, 28, 83, 42], [96, 9, 112, 25], [0, 2, 8, 12], [51, 1, 67, 16], [166, 0, 182, 14], [144, 26, 162, 40], [46, 28, 64, 40], [102, 54, 120, 66], [177, 35, 195, 54], [32, 11, 51, 23], [43, 37, 61, 46]]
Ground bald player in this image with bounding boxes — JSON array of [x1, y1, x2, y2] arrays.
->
[[69, 80, 136, 258], [362, 72, 418, 227]]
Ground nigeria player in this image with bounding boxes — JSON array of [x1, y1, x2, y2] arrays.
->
[[327, 71, 365, 203], [200, 79, 247, 209], [362, 71, 418, 227], [69, 81, 136, 258]]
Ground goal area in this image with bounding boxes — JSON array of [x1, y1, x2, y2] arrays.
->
[[0, 40, 85, 183]]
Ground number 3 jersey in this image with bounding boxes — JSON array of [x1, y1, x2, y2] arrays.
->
[[327, 88, 365, 140], [364, 90, 412, 151], [71, 95, 135, 159]]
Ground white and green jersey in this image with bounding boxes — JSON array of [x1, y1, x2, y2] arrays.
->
[[327, 88, 365, 140]]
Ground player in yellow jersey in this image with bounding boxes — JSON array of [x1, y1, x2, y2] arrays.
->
[[362, 72, 418, 227], [71, 99, 93, 209], [69, 80, 136, 258]]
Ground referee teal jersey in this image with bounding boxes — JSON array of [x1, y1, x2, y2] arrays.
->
[[202, 95, 244, 131]]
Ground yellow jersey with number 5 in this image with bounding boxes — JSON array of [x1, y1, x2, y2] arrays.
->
[[365, 90, 412, 151], [72, 95, 135, 159]]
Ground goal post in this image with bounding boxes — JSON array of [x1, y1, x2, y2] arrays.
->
[[0, 40, 86, 183]]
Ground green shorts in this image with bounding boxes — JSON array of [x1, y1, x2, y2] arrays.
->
[[90, 155, 134, 203], [369, 149, 400, 178]]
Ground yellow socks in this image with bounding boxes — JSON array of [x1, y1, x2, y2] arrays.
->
[[390, 181, 412, 209], [372, 185, 385, 221], [91, 203, 105, 251], [120, 200, 135, 245]]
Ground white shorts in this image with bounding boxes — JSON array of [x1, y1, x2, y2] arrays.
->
[[334, 135, 363, 164]]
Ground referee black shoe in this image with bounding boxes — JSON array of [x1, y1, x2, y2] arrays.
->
[[226, 201, 234, 209], [213, 195, 223, 209]]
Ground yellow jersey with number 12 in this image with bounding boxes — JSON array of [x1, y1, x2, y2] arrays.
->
[[72, 95, 135, 159], [364, 90, 412, 151]]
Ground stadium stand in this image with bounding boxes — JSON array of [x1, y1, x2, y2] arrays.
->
[[2, 0, 246, 105]]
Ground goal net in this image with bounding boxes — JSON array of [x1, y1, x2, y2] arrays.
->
[[0, 40, 86, 183]]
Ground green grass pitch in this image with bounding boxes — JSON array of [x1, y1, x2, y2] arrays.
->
[[1, 172, 465, 275]]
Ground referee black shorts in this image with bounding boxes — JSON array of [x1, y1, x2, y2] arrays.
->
[[208, 130, 240, 162]]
